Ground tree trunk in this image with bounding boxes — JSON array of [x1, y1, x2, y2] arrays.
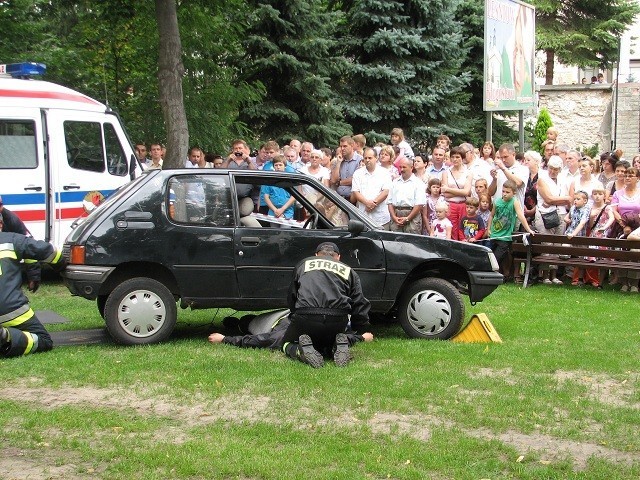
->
[[545, 49, 555, 85], [155, 0, 188, 169]]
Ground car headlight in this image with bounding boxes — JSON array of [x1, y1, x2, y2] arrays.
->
[[488, 252, 500, 272]]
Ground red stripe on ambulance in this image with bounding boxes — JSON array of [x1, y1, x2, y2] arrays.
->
[[0, 89, 101, 105]]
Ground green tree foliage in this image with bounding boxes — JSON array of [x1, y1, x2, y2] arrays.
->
[[239, 0, 350, 148], [0, 0, 262, 155], [338, 0, 470, 147], [533, 0, 640, 84], [532, 107, 553, 154]]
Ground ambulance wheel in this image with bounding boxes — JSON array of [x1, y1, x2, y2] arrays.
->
[[398, 278, 464, 340], [97, 295, 108, 319], [104, 278, 177, 345]]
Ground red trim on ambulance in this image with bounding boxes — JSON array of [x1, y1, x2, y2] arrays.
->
[[0, 89, 101, 106], [15, 208, 87, 222]]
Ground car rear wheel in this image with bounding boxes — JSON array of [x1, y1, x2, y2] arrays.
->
[[398, 278, 464, 340], [104, 277, 177, 345]]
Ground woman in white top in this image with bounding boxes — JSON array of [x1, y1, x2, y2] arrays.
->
[[300, 149, 330, 206], [535, 156, 572, 284], [569, 157, 604, 206]]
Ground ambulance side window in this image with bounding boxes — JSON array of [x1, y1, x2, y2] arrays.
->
[[64, 121, 104, 173], [0, 120, 37, 169], [104, 123, 128, 176]]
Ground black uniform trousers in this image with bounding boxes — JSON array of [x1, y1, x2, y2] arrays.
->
[[1, 314, 53, 358], [282, 312, 349, 358]]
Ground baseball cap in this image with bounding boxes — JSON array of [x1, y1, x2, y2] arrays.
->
[[316, 242, 340, 255]]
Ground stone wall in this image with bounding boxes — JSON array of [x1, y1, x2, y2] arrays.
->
[[537, 83, 640, 157], [614, 83, 640, 157]]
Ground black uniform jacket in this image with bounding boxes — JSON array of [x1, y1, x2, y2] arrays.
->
[[287, 255, 371, 332]]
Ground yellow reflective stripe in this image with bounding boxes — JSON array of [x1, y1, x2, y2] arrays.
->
[[3, 308, 35, 327], [0, 251, 18, 260], [24, 258, 38, 264], [43, 248, 62, 264], [23, 333, 35, 355]]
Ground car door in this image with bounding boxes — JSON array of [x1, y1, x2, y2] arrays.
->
[[164, 173, 237, 304], [232, 172, 386, 304]]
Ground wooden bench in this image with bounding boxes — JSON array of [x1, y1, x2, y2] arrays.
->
[[511, 233, 640, 288]]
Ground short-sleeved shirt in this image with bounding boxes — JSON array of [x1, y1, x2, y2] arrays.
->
[[261, 185, 294, 219], [387, 174, 427, 208], [336, 154, 363, 197], [490, 197, 517, 241], [493, 162, 529, 208], [351, 165, 392, 226]]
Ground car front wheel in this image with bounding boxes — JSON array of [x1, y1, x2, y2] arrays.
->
[[104, 277, 177, 345], [398, 278, 464, 340]]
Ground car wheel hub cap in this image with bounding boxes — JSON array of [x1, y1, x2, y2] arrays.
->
[[116, 289, 167, 338], [405, 289, 451, 335]]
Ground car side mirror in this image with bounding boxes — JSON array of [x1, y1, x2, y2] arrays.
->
[[348, 219, 365, 236]]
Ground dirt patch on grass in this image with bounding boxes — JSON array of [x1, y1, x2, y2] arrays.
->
[[368, 412, 453, 441], [0, 446, 103, 480], [469, 428, 637, 470], [469, 367, 518, 385], [554, 370, 639, 409], [1, 385, 637, 473]]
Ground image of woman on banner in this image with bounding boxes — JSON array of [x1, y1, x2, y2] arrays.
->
[[512, 4, 533, 99]]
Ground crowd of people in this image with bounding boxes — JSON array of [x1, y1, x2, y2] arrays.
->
[[135, 127, 640, 292]]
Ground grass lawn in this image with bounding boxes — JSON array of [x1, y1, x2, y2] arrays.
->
[[1, 279, 639, 479]]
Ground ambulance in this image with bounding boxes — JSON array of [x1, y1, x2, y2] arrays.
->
[[0, 62, 142, 246]]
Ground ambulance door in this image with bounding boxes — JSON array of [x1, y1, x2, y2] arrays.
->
[[0, 108, 50, 241], [45, 109, 132, 247]]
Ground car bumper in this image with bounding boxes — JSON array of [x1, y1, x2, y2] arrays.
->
[[468, 271, 504, 303], [61, 265, 115, 300]]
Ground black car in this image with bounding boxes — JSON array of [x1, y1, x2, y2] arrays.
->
[[62, 169, 503, 345]]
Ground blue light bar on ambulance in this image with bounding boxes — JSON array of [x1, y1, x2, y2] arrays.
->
[[0, 62, 47, 78]]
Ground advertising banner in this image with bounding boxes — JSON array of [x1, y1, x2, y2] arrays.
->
[[484, 0, 535, 111]]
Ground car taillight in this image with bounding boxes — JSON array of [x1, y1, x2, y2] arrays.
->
[[69, 245, 86, 264]]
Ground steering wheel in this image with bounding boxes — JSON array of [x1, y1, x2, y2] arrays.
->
[[303, 212, 319, 229]]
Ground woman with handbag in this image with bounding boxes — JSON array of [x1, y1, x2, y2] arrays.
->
[[535, 156, 572, 284]]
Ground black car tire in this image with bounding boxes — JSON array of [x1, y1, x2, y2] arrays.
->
[[398, 278, 464, 340], [97, 295, 108, 319], [104, 277, 177, 345]]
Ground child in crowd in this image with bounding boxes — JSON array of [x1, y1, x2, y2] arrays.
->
[[564, 190, 591, 286], [430, 204, 453, 239], [261, 156, 296, 220], [546, 126, 559, 142], [478, 193, 492, 228], [487, 180, 534, 276], [458, 197, 486, 242], [425, 178, 444, 231], [582, 188, 615, 288]]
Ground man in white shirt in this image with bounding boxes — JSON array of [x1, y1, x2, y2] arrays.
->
[[488, 143, 528, 208], [387, 157, 426, 234], [351, 148, 392, 228], [460, 142, 492, 198]]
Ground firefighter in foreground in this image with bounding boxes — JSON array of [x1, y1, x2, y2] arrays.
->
[[0, 215, 66, 358], [281, 241, 371, 368]]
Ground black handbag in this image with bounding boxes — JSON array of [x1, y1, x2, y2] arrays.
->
[[541, 209, 560, 229]]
